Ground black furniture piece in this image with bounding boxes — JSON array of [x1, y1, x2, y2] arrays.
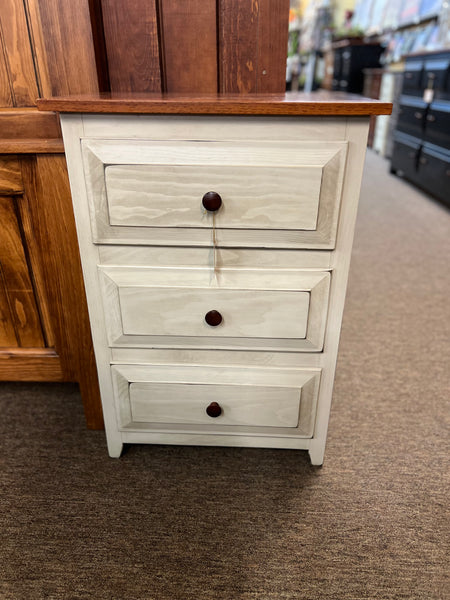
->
[[332, 40, 384, 94], [391, 51, 450, 207]]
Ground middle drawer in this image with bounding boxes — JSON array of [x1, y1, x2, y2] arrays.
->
[[99, 267, 330, 352]]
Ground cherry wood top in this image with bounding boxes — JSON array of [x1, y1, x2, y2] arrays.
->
[[37, 91, 392, 116]]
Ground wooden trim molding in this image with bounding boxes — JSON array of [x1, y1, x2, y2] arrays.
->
[[37, 92, 393, 116], [0, 348, 63, 381], [0, 108, 63, 153]]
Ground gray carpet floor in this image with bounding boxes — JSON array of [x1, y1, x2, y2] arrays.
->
[[0, 150, 449, 600]]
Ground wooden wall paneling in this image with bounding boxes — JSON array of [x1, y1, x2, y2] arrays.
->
[[0, 195, 45, 347], [0, 44, 14, 107], [20, 155, 103, 428], [0, 275, 18, 347], [0, 157, 23, 194], [219, 0, 289, 93], [27, 0, 99, 96], [159, 0, 218, 93], [257, 0, 290, 93], [0, 0, 40, 106], [0, 108, 63, 154], [101, 0, 162, 93]]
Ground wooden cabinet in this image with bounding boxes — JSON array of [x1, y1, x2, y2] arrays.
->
[[44, 94, 392, 464]]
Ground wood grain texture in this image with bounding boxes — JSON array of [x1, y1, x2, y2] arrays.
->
[[257, 0, 290, 93], [31, 0, 99, 96], [0, 157, 23, 194], [160, 0, 217, 93], [0, 196, 45, 347], [0, 347, 63, 380], [82, 134, 347, 249], [37, 92, 393, 115], [111, 364, 319, 438], [219, 0, 289, 94], [129, 382, 301, 427], [101, 0, 161, 93], [0, 109, 62, 153], [20, 155, 103, 427], [0, 44, 14, 107], [0, 276, 17, 346], [99, 267, 329, 351], [0, 0, 40, 106]]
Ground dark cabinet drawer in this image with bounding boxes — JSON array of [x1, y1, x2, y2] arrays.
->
[[402, 61, 423, 96], [425, 102, 450, 149], [418, 145, 450, 205], [390, 134, 421, 184], [424, 57, 450, 100], [397, 98, 427, 137]]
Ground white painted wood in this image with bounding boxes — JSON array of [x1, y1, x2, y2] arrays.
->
[[81, 114, 347, 142], [110, 347, 323, 369], [98, 246, 332, 270], [98, 267, 330, 351], [82, 138, 347, 248], [59, 114, 122, 458], [60, 110, 371, 465], [129, 383, 301, 427], [308, 117, 371, 466], [106, 164, 320, 230], [111, 364, 320, 437]]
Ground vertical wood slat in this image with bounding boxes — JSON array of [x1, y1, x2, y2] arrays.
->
[[160, 0, 217, 93], [0, 43, 14, 107], [0, 196, 45, 347], [0, 272, 18, 346], [0, 0, 40, 106], [101, 0, 162, 93], [219, 0, 289, 94], [257, 0, 290, 93], [27, 0, 99, 96]]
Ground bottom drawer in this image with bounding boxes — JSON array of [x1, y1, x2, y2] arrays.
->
[[111, 364, 321, 438]]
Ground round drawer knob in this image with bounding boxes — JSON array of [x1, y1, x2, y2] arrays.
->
[[202, 191, 222, 212], [205, 310, 222, 326], [206, 402, 222, 418]]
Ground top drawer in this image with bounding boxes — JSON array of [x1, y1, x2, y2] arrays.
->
[[82, 139, 347, 249]]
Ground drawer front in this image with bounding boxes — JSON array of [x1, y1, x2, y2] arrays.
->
[[99, 267, 330, 352], [82, 139, 347, 249], [397, 99, 427, 138], [418, 145, 450, 205], [391, 134, 421, 183], [402, 61, 423, 96], [425, 103, 450, 149], [111, 364, 321, 436]]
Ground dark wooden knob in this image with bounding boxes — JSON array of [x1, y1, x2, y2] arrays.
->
[[202, 191, 222, 212], [205, 310, 222, 326], [206, 402, 222, 418]]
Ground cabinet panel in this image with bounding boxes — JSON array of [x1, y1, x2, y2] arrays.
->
[[0, 196, 45, 347]]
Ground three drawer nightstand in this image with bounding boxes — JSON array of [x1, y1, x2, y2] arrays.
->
[[38, 93, 392, 465]]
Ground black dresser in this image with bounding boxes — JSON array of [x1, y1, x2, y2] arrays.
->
[[390, 51, 450, 206]]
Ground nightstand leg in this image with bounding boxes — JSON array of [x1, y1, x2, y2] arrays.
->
[[107, 437, 123, 458], [308, 443, 325, 466]]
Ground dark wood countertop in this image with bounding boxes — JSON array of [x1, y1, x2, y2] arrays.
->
[[37, 91, 392, 116]]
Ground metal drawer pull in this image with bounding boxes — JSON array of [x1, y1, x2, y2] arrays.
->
[[419, 157, 428, 165], [206, 402, 222, 418], [426, 114, 436, 122], [414, 112, 423, 119]]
